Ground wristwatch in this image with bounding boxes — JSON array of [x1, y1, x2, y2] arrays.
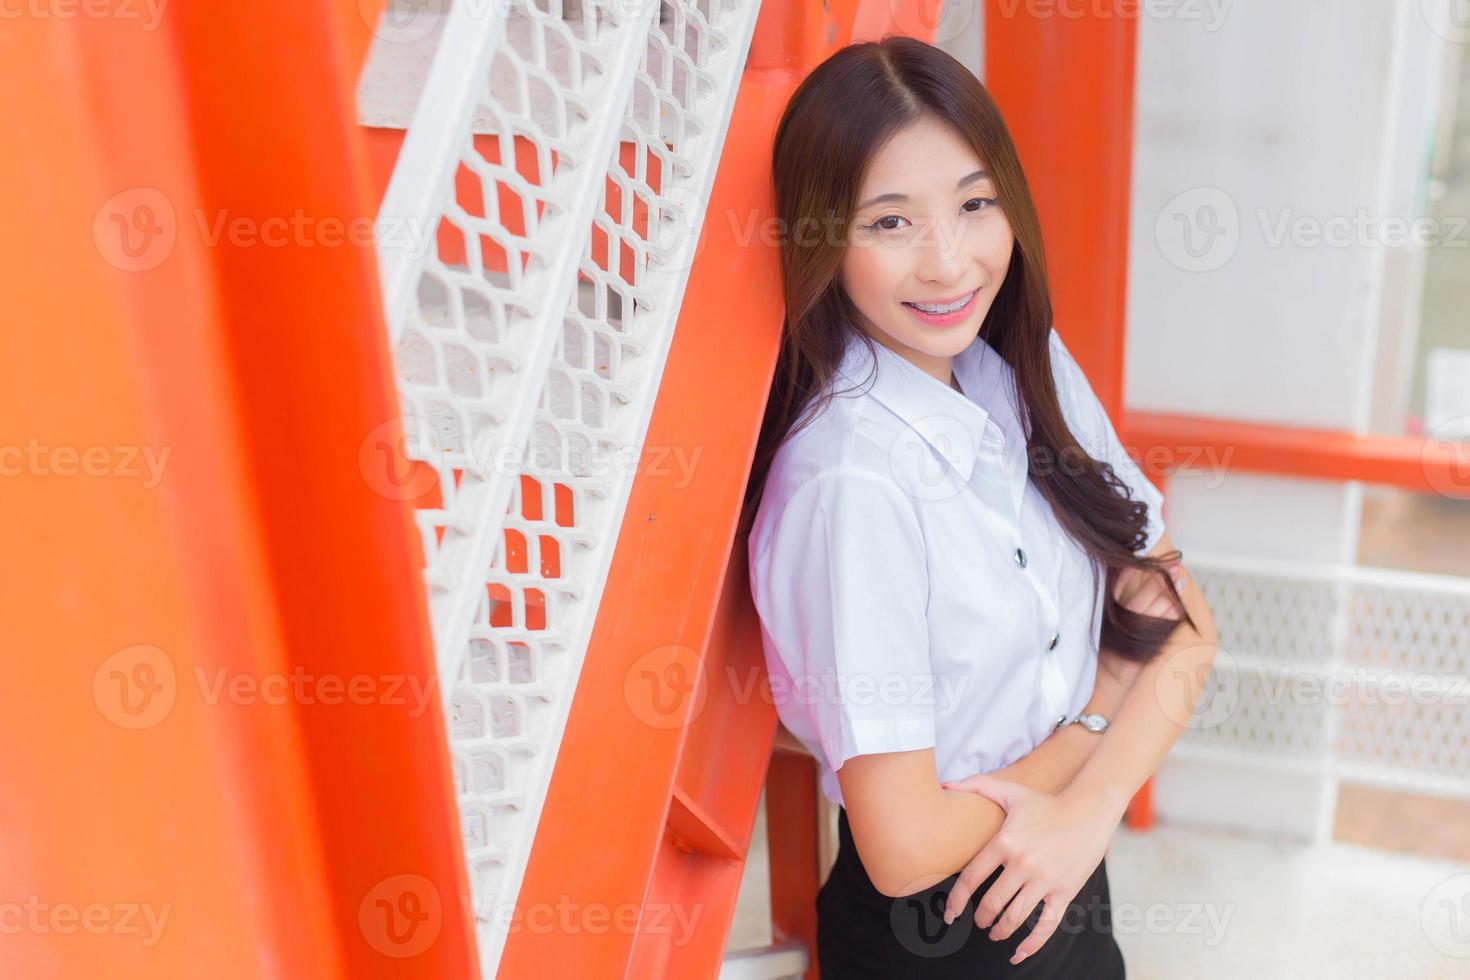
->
[[1054, 712, 1109, 734]]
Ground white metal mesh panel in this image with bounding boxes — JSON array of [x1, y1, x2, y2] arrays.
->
[[365, 1, 762, 975], [1177, 553, 1470, 800], [1337, 579, 1470, 788]]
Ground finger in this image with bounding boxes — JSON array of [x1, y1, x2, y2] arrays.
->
[[1111, 566, 1141, 602], [974, 863, 1026, 930], [989, 882, 1046, 942], [939, 773, 1008, 792], [942, 844, 1004, 924], [941, 772, 1024, 809], [1140, 592, 1175, 618], [1010, 892, 1068, 964]]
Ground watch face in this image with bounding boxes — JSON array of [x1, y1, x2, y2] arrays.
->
[[1082, 714, 1108, 733]]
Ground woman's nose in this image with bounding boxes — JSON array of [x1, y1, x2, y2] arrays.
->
[[914, 215, 966, 281]]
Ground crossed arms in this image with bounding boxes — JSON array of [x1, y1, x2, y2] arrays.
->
[[829, 531, 1218, 961]]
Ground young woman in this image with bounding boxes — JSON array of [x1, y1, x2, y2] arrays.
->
[[742, 37, 1219, 978]]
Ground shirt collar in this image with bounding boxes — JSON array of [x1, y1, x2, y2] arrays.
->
[[833, 328, 1010, 485]]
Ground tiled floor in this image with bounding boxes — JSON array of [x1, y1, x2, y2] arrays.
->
[[728, 802, 1470, 978], [1108, 820, 1470, 979]]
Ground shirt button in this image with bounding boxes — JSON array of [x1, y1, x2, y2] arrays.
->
[[1048, 631, 1060, 651], [1013, 547, 1027, 569]]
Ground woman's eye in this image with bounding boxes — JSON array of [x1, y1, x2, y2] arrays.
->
[[864, 198, 995, 232], [867, 215, 906, 232]]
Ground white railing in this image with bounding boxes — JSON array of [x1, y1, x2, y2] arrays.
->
[[359, 0, 763, 975], [1179, 551, 1470, 800]]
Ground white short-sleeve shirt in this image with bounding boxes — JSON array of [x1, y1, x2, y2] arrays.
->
[[746, 325, 1165, 806]]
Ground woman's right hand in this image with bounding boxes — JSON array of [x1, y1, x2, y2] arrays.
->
[[1089, 559, 1190, 712], [1113, 557, 1187, 620]]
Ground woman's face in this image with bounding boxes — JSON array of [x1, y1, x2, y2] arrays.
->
[[839, 114, 1015, 383]]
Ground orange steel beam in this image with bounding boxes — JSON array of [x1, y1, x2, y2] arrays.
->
[[495, 46, 790, 980], [165, 2, 480, 975], [765, 750, 822, 977], [1126, 412, 1470, 499], [1, 5, 474, 979], [497, 3, 927, 978], [2, 20, 333, 978]]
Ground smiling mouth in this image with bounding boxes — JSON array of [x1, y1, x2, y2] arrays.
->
[[903, 289, 979, 314]]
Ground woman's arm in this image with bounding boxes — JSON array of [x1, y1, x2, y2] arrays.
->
[[836, 632, 1145, 896], [937, 541, 1218, 965], [839, 533, 1213, 902], [837, 749, 1008, 897], [1063, 548, 1218, 813]]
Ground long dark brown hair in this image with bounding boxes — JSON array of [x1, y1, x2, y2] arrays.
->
[[741, 36, 1194, 663]]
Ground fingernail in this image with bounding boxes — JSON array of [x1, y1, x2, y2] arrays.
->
[[1012, 952, 1028, 965]]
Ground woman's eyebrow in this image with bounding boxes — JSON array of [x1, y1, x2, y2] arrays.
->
[[856, 168, 990, 210]]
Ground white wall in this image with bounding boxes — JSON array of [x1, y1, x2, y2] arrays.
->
[[1123, 0, 1451, 840]]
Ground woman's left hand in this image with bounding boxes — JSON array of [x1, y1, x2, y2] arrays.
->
[[935, 774, 1125, 965]]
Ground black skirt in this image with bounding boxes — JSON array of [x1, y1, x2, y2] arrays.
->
[[816, 806, 1126, 979]]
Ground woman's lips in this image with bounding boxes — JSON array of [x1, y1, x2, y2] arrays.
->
[[902, 288, 979, 327]]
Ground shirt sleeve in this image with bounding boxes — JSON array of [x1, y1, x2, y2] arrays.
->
[[748, 466, 936, 772], [1048, 328, 1167, 554]]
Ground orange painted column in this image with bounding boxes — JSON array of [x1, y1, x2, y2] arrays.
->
[[983, 0, 1139, 410], [982, 2, 1157, 828], [0, 5, 475, 978]]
